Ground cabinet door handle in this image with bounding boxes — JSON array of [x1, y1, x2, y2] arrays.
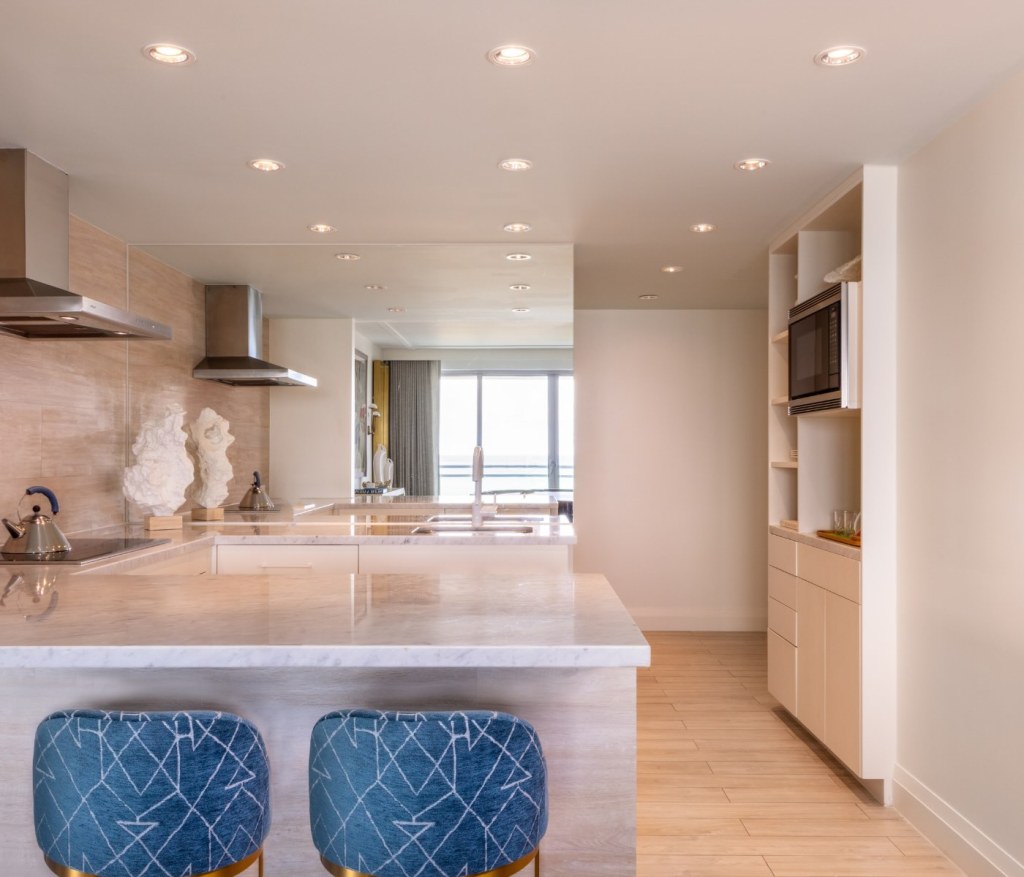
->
[[257, 563, 314, 570]]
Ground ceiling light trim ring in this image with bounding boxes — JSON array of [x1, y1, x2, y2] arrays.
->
[[248, 158, 285, 172], [143, 43, 196, 65], [487, 45, 536, 66], [814, 45, 866, 67], [498, 158, 533, 172]]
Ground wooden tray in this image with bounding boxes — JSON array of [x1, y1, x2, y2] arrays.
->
[[816, 529, 862, 547]]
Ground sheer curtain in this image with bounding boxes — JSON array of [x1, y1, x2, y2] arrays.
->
[[388, 360, 441, 496]]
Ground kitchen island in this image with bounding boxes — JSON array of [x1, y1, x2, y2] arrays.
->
[[0, 565, 648, 876]]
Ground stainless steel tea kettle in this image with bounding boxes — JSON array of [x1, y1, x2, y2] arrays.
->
[[238, 471, 276, 511], [2, 486, 72, 555]]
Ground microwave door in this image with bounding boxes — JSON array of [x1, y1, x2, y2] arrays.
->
[[789, 306, 838, 399]]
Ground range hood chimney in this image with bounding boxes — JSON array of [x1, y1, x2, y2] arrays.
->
[[0, 149, 172, 340], [193, 285, 318, 387]]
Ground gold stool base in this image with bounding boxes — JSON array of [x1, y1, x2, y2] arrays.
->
[[44, 847, 264, 877], [321, 847, 540, 877]]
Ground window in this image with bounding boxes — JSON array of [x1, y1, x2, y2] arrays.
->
[[439, 372, 573, 496]]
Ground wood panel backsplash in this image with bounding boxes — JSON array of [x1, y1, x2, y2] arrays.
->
[[0, 216, 269, 535]]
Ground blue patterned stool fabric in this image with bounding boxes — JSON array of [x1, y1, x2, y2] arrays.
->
[[309, 709, 548, 877], [33, 709, 271, 877]]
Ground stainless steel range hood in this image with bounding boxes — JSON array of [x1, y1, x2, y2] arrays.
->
[[0, 149, 172, 340], [193, 285, 318, 387]]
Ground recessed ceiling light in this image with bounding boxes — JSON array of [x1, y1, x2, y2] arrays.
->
[[386, 307, 405, 313], [503, 222, 532, 233], [364, 284, 387, 291], [639, 294, 659, 301], [506, 253, 532, 261], [58, 315, 79, 322], [814, 45, 866, 67], [248, 158, 285, 172], [308, 223, 335, 234], [487, 45, 535, 67], [498, 158, 533, 172], [690, 223, 717, 233], [734, 158, 770, 172], [661, 265, 683, 274], [335, 253, 361, 261], [509, 284, 531, 291], [143, 43, 195, 65], [512, 307, 531, 313]]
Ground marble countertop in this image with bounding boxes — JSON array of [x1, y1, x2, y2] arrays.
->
[[0, 569, 648, 670], [769, 525, 862, 559]]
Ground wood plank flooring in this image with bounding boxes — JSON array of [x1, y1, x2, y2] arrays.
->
[[637, 632, 965, 877]]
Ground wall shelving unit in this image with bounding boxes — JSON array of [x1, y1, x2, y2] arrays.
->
[[765, 167, 899, 803]]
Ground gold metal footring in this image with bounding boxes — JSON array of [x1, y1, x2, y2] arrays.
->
[[44, 847, 264, 877], [321, 847, 540, 877]]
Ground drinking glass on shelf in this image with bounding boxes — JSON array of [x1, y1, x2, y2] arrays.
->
[[833, 510, 861, 536]]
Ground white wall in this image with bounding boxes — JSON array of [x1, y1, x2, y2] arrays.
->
[[270, 318, 355, 498], [896, 70, 1024, 877], [574, 309, 768, 630]]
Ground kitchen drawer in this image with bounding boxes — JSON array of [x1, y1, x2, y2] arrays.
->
[[768, 566, 798, 610], [215, 544, 359, 575], [768, 597, 797, 646], [768, 534, 797, 574], [767, 630, 797, 715], [797, 543, 860, 603]]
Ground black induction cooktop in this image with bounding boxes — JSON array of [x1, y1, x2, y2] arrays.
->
[[0, 537, 170, 566]]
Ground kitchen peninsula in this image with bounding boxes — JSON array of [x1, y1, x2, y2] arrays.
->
[[0, 540, 648, 876]]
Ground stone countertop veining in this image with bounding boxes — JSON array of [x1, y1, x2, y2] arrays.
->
[[0, 570, 649, 670], [769, 525, 862, 560]]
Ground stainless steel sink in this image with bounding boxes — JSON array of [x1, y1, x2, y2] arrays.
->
[[411, 524, 534, 535]]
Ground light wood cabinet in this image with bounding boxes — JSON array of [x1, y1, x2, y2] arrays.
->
[[825, 591, 861, 773], [795, 578, 827, 741], [770, 534, 863, 778], [766, 630, 797, 715]]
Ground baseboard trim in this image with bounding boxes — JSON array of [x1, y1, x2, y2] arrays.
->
[[894, 765, 1022, 877], [634, 614, 767, 632]]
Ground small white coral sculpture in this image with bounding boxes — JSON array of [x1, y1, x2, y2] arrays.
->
[[123, 404, 195, 517], [188, 407, 235, 509], [824, 254, 862, 283]]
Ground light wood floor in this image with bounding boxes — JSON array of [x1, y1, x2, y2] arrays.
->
[[637, 632, 966, 877]]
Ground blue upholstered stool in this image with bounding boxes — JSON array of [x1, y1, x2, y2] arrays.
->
[[309, 709, 548, 877], [33, 709, 271, 877]]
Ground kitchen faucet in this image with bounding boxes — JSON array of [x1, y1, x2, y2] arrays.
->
[[471, 446, 484, 529]]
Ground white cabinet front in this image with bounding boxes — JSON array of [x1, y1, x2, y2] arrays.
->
[[215, 545, 359, 575]]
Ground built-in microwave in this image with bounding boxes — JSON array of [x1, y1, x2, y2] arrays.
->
[[788, 281, 861, 415]]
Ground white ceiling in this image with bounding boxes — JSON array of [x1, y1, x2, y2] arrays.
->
[[2, 0, 1024, 348]]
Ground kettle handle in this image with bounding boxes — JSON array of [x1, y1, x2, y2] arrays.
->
[[25, 486, 59, 515], [252, 471, 262, 488]]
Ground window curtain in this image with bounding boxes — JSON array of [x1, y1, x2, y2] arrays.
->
[[388, 360, 441, 496]]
